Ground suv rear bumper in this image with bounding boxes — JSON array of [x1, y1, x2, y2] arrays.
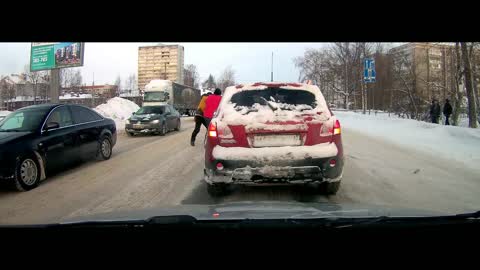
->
[[204, 157, 343, 185]]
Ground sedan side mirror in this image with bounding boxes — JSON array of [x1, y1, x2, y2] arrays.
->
[[44, 122, 60, 131]]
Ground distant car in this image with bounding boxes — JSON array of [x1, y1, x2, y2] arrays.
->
[[0, 104, 117, 191], [204, 82, 344, 196], [125, 105, 181, 136]]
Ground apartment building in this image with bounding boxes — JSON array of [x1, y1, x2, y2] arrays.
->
[[138, 44, 184, 90], [389, 42, 480, 102]]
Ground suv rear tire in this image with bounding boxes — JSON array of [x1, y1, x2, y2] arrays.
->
[[323, 181, 341, 195], [206, 183, 229, 197]]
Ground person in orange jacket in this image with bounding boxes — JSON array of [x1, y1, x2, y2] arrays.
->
[[203, 88, 222, 128], [190, 92, 211, 146]]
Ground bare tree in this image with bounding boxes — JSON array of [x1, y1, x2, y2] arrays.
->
[[24, 65, 48, 104], [390, 49, 429, 120], [202, 74, 217, 90], [461, 42, 478, 128], [114, 75, 122, 92], [184, 64, 200, 88], [0, 76, 15, 110], [123, 73, 137, 94], [217, 66, 236, 92]]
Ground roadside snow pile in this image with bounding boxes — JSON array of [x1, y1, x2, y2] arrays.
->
[[213, 143, 338, 161], [335, 111, 480, 170], [94, 97, 139, 131], [0, 110, 11, 116]]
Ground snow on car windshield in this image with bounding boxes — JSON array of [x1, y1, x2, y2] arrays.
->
[[219, 87, 331, 129], [230, 88, 316, 111]]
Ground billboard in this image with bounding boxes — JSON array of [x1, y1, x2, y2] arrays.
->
[[30, 42, 85, 71]]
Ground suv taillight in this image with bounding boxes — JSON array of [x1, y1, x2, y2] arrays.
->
[[320, 119, 341, 136], [333, 119, 341, 135], [208, 122, 217, 137]]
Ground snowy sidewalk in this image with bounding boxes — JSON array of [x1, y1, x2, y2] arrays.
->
[[335, 111, 480, 171]]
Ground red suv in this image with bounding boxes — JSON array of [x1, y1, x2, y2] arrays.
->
[[204, 82, 343, 196]]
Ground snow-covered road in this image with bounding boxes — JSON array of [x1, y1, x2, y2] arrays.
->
[[0, 118, 479, 224]]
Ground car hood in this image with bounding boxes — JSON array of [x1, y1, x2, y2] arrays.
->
[[0, 131, 32, 145], [130, 114, 162, 121], [60, 201, 447, 224]]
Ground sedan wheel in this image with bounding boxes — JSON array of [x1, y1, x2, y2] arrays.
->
[[14, 157, 40, 191], [97, 136, 112, 160], [174, 119, 181, 131], [159, 123, 167, 136]]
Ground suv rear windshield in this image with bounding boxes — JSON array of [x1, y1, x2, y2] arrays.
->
[[230, 88, 317, 109]]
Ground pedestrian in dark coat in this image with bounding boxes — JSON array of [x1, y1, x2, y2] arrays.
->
[[443, 99, 453, 125], [429, 99, 441, 124]]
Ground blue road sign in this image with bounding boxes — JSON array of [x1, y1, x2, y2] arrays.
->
[[364, 59, 376, 83]]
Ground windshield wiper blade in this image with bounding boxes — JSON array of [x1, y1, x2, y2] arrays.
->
[[0, 129, 22, 132], [42, 215, 199, 228]]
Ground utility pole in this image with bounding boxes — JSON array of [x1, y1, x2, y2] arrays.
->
[[271, 52, 274, 82], [50, 69, 60, 103]]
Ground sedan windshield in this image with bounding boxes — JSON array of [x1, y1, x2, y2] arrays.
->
[[0, 108, 50, 132], [136, 106, 165, 114]]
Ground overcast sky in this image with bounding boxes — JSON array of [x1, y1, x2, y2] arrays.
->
[[0, 42, 331, 87]]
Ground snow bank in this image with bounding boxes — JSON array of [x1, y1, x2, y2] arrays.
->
[[335, 111, 480, 170], [94, 97, 140, 131], [0, 110, 11, 117], [212, 143, 338, 162]]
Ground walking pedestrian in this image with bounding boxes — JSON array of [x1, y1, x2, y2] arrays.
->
[[190, 92, 211, 146], [443, 99, 453, 125], [429, 99, 441, 124], [203, 88, 222, 128]]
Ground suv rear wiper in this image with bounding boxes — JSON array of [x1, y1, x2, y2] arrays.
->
[[260, 97, 278, 111]]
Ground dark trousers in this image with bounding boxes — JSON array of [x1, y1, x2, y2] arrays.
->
[[204, 117, 212, 128], [431, 116, 439, 124], [191, 115, 207, 142], [445, 115, 450, 125]]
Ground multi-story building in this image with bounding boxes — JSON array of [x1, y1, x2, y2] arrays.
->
[[138, 44, 184, 90], [389, 42, 480, 102]]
